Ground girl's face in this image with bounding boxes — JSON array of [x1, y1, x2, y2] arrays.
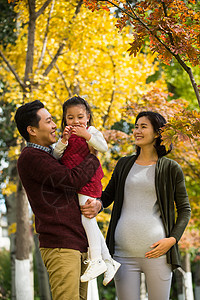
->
[[65, 105, 90, 127], [133, 116, 158, 148]]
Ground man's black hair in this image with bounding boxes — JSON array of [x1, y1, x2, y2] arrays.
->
[[14, 100, 44, 141]]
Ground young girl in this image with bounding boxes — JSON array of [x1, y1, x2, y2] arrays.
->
[[53, 95, 120, 285]]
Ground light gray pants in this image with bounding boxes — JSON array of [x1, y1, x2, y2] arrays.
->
[[114, 255, 172, 300]]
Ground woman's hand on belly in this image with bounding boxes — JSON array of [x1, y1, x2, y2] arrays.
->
[[145, 237, 176, 258]]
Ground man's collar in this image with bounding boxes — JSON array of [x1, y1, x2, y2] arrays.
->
[[26, 142, 53, 154]]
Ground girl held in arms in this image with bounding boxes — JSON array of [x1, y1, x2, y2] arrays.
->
[[53, 95, 120, 285]]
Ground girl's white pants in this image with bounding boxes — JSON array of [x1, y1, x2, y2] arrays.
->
[[78, 194, 111, 261]]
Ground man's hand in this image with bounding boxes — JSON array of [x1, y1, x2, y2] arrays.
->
[[71, 125, 91, 141], [80, 198, 102, 219], [145, 237, 176, 258]]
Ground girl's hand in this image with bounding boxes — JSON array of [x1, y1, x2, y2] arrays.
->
[[145, 237, 176, 258], [72, 125, 91, 141], [61, 126, 72, 144]]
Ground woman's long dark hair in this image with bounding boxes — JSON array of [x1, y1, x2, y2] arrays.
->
[[135, 111, 172, 157], [61, 95, 93, 131]]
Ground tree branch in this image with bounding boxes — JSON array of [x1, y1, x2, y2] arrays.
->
[[43, 0, 83, 77], [36, 0, 55, 71], [72, 0, 83, 20], [24, 0, 36, 85], [35, 0, 53, 19], [105, 0, 174, 55], [161, 1, 200, 106], [47, 49, 72, 97], [189, 138, 200, 160], [43, 43, 66, 77], [178, 156, 200, 179], [50, 84, 63, 106], [102, 52, 116, 127], [0, 50, 27, 92], [25, 0, 53, 86], [105, 0, 200, 106]]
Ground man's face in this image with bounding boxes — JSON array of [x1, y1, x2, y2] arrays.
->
[[30, 108, 57, 147]]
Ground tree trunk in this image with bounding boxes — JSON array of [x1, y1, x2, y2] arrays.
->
[[182, 252, 194, 300], [175, 269, 185, 300], [24, 0, 36, 84], [5, 160, 17, 299], [15, 179, 33, 300], [194, 256, 200, 300], [34, 234, 52, 300], [140, 273, 147, 300], [6, 192, 17, 300]]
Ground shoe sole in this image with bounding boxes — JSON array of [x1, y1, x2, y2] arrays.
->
[[103, 262, 121, 286], [81, 264, 107, 282]]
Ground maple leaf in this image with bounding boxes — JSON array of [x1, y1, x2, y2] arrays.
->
[[84, 0, 200, 106]]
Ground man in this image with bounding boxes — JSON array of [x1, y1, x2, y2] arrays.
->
[[15, 100, 102, 300]]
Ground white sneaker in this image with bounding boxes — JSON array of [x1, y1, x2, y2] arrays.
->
[[81, 258, 107, 282], [103, 258, 121, 286]]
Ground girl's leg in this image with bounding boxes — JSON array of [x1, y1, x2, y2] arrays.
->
[[99, 231, 121, 286], [113, 256, 141, 300], [141, 256, 172, 300], [78, 194, 107, 282], [79, 194, 120, 284], [78, 194, 102, 260], [99, 226, 112, 261]]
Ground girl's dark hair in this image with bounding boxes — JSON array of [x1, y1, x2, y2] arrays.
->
[[14, 100, 44, 142], [61, 96, 93, 131], [135, 111, 172, 157]]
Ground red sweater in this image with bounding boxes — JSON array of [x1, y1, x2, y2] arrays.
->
[[61, 134, 104, 197], [17, 147, 100, 252]]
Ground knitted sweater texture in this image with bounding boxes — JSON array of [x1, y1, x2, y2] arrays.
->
[[60, 134, 104, 197], [17, 147, 100, 251]]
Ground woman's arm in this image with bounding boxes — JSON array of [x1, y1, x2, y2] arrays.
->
[[145, 162, 191, 259], [169, 164, 191, 241]]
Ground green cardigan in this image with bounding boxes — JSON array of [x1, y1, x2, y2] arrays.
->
[[101, 155, 191, 270]]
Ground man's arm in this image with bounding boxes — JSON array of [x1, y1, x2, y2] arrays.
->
[[18, 149, 100, 193]]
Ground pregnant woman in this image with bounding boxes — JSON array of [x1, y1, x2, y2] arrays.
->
[[100, 111, 191, 300]]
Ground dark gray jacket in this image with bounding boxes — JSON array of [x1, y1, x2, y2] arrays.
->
[[101, 155, 191, 270]]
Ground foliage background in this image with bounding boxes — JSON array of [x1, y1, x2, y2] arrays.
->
[[0, 0, 200, 299]]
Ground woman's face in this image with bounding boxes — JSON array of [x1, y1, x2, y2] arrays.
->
[[65, 105, 90, 127], [133, 116, 158, 148]]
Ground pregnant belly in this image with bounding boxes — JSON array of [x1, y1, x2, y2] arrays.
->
[[114, 216, 166, 257]]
